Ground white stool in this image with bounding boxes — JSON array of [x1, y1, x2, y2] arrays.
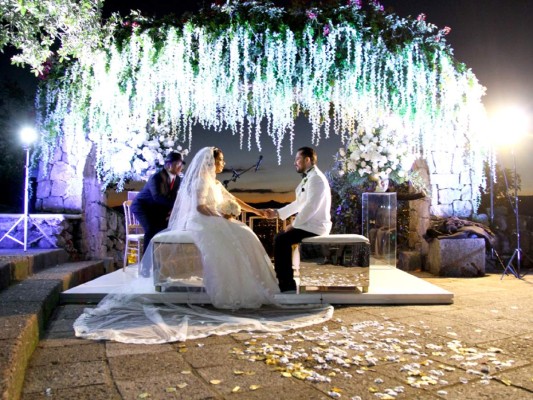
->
[[151, 231, 203, 292], [293, 234, 370, 293]]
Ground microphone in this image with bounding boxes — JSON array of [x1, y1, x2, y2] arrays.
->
[[255, 155, 263, 172]]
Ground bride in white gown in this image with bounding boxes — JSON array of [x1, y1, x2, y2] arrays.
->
[[74, 147, 332, 344], [156, 146, 280, 309]]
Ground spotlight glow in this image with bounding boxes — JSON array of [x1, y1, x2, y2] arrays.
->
[[490, 106, 530, 146], [20, 127, 38, 146]]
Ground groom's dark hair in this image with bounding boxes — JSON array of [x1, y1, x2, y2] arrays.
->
[[297, 147, 317, 165]]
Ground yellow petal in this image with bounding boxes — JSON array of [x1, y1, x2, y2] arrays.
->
[[177, 383, 188, 389], [165, 387, 177, 393], [249, 385, 261, 390], [282, 372, 292, 378], [210, 380, 222, 385], [232, 386, 241, 393], [138, 393, 150, 399], [233, 370, 244, 375], [501, 378, 512, 386], [181, 370, 191, 374]]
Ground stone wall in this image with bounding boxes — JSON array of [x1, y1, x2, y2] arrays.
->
[[427, 150, 476, 218], [33, 140, 127, 266], [35, 131, 92, 213], [408, 159, 431, 256]]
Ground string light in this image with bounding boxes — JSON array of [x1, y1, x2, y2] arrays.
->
[[36, 2, 489, 201]]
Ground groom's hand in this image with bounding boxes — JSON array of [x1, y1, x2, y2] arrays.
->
[[264, 209, 276, 219]]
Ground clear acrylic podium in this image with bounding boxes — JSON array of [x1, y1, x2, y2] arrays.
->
[[362, 192, 397, 267]]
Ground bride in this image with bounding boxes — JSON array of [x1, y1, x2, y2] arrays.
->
[[74, 147, 332, 344], [153, 146, 280, 309]]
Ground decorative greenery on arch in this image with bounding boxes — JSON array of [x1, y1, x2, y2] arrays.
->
[[35, 0, 488, 193]]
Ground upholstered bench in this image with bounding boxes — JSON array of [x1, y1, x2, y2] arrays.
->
[[293, 234, 370, 293], [151, 231, 203, 292]]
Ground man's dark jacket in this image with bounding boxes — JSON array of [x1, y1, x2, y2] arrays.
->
[[131, 168, 180, 251]]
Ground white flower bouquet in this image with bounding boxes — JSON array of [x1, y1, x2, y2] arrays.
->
[[217, 199, 242, 219], [334, 126, 414, 187]]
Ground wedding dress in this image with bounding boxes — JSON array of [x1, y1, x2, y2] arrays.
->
[[74, 147, 332, 343]]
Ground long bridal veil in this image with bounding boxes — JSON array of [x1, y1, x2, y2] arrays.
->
[[74, 147, 333, 344]]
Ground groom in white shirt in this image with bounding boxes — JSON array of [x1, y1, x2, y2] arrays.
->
[[265, 147, 332, 292]]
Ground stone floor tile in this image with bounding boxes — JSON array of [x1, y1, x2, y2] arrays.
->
[[51, 304, 91, 320], [434, 376, 531, 399], [394, 314, 512, 344], [195, 361, 288, 396], [45, 318, 77, 333], [29, 342, 105, 366], [22, 361, 111, 394], [37, 336, 94, 348], [181, 343, 242, 369], [106, 341, 175, 357], [0, 314, 37, 340], [477, 334, 533, 360], [493, 362, 533, 392], [115, 372, 216, 400], [21, 383, 121, 400], [309, 366, 441, 400], [108, 351, 190, 381], [228, 379, 325, 400]]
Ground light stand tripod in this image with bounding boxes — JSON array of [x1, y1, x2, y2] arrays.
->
[[0, 136, 55, 251], [500, 149, 527, 280]]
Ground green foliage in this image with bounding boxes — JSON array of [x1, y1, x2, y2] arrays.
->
[[0, 0, 104, 74]]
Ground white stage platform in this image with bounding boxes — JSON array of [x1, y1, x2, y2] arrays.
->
[[62, 265, 453, 305]]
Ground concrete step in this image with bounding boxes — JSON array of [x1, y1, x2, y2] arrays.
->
[[0, 259, 105, 400], [0, 249, 70, 289]]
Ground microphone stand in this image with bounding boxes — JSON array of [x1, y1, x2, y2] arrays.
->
[[223, 162, 260, 189]]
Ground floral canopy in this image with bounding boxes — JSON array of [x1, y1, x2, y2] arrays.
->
[[36, 0, 488, 192]]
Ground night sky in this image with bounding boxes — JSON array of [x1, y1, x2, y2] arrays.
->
[[2, 0, 532, 205]]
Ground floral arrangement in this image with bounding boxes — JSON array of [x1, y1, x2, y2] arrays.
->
[[217, 199, 241, 219], [97, 122, 189, 190], [334, 126, 414, 187], [35, 0, 488, 199], [129, 123, 189, 181]]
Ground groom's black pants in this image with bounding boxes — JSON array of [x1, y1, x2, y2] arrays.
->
[[274, 228, 317, 291]]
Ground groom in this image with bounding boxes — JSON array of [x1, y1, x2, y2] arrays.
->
[[265, 147, 332, 292]]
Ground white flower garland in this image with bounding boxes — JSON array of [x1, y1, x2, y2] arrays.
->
[[35, 2, 489, 203]]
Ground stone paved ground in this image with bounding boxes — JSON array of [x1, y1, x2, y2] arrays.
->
[[21, 271, 533, 400]]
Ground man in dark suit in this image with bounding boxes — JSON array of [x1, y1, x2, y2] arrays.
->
[[131, 152, 185, 254]]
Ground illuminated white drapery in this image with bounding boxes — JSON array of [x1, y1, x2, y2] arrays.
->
[[36, 1, 488, 196]]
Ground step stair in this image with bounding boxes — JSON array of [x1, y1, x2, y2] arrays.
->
[[0, 250, 110, 400]]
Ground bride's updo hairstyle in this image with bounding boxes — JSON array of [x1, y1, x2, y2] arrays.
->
[[213, 147, 222, 162]]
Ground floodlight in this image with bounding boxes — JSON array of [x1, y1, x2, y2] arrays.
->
[[20, 126, 38, 147]]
